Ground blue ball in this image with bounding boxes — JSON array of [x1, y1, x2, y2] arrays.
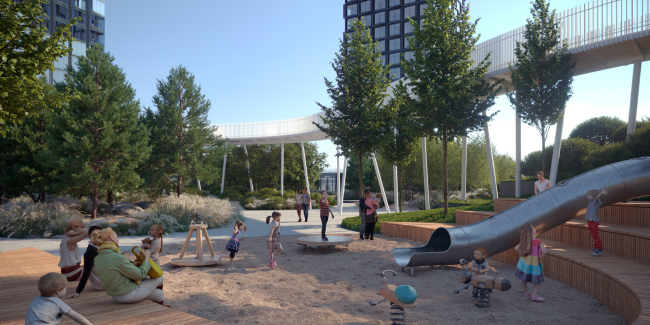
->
[[395, 285, 417, 304]]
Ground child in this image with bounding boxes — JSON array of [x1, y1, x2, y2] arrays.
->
[[59, 220, 88, 281], [266, 212, 282, 270], [373, 193, 382, 210], [225, 221, 246, 270], [319, 191, 335, 241], [141, 224, 164, 266], [26, 272, 92, 324], [66, 226, 104, 299], [586, 189, 609, 256], [514, 224, 546, 302], [469, 247, 497, 299]]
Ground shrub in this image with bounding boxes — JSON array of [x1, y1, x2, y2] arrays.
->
[[142, 194, 240, 229], [0, 196, 84, 238], [283, 190, 296, 199], [219, 190, 244, 202], [115, 191, 151, 204], [416, 191, 443, 210], [136, 213, 183, 235], [256, 188, 280, 197]]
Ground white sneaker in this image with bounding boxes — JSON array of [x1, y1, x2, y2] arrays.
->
[[229, 266, 237, 270]]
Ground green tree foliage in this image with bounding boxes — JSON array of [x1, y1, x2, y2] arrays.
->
[[221, 143, 327, 192], [344, 154, 376, 196], [522, 138, 599, 181], [141, 66, 227, 198], [507, 0, 575, 175], [380, 81, 420, 211], [316, 19, 394, 196], [568, 116, 625, 145], [43, 45, 150, 219], [0, 0, 78, 133], [0, 78, 58, 203], [403, 0, 500, 214], [611, 117, 650, 143], [583, 123, 650, 171]]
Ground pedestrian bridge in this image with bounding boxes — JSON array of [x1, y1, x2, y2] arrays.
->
[[215, 0, 650, 145]]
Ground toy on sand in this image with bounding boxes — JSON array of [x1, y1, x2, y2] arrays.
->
[[171, 221, 221, 267], [369, 270, 417, 324], [453, 259, 511, 308]]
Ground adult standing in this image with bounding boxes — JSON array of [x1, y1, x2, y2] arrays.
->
[[359, 190, 373, 240], [302, 187, 311, 222], [59, 220, 89, 281], [319, 191, 335, 241], [364, 192, 378, 240], [93, 228, 167, 306], [534, 171, 551, 195], [295, 188, 303, 222]]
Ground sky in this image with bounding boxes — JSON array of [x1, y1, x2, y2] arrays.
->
[[105, 1, 650, 172]]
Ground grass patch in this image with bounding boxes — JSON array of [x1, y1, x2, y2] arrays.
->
[[341, 202, 494, 234]]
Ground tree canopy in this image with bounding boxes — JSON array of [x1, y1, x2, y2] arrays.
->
[[568, 116, 625, 145]]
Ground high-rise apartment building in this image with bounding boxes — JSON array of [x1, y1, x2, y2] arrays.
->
[[38, 0, 106, 83], [343, 0, 428, 80]]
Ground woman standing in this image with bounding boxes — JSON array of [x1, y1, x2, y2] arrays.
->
[[295, 188, 303, 222]]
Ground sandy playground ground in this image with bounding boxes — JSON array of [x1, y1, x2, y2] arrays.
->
[[141, 234, 625, 325]]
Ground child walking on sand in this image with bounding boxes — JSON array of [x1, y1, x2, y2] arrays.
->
[[266, 212, 282, 270], [225, 221, 246, 270], [26, 273, 92, 324], [514, 224, 547, 302], [586, 189, 609, 256]]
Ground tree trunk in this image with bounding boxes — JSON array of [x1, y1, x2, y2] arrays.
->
[[398, 163, 403, 213], [442, 133, 448, 216], [541, 135, 547, 176], [91, 181, 98, 219], [107, 190, 113, 205], [177, 175, 183, 197], [358, 152, 364, 198], [39, 191, 46, 203], [28, 192, 38, 204], [0, 180, 3, 205]]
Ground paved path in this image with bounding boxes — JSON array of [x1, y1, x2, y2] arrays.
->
[[0, 202, 408, 256]]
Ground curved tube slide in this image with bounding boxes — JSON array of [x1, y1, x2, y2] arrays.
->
[[392, 157, 650, 267]]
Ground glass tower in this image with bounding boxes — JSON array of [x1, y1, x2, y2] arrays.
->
[[39, 0, 106, 83], [343, 0, 427, 80]]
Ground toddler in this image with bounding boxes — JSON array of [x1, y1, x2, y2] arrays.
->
[[266, 212, 282, 269], [469, 247, 497, 299], [586, 189, 608, 256], [514, 225, 546, 302], [141, 224, 164, 266], [225, 221, 246, 270], [26, 272, 92, 324]]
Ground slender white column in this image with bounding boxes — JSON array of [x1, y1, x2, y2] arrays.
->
[[280, 143, 284, 196], [627, 62, 642, 140], [301, 142, 311, 210], [549, 109, 565, 186], [461, 136, 467, 201], [421, 137, 430, 210], [371, 153, 390, 213], [393, 164, 399, 213], [515, 113, 521, 197], [244, 145, 253, 192], [197, 179, 201, 191], [220, 149, 227, 194], [336, 146, 340, 211], [339, 157, 348, 214], [484, 112, 498, 200]]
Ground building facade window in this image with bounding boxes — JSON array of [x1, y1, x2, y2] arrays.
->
[[41, 3, 50, 16], [73, 9, 85, 24], [360, 0, 371, 13], [404, 5, 416, 18], [380, 54, 386, 65], [73, 0, 86, 9], [420, 3, 428, 16], [361, 15, 371, 27], [374, 26, 386, 38], [389, 38, 400, 51], [346, 3, 357, 16], [72, 25, 86, 40], [404, 0, 416, 3], [90, 29, 104, 46], [389, 9, 400, 22], [374, 11, 385, 25], [390, 67, 401, 79], [55, 4, 67, 20], [377, 40, 386, 52], [404, 21, 413, 34], [404, 36, 410, 49], [389, 23, 400, 36], [90, 0, 104, 16], [389, 0, 401, 7], [389, 52, 401, 66], [346, 18, 357, 30], [405, 51, 414, 61], [53, 69, 66, 83], [53, 55, 68, 70], [374, 0, 386, 10], [72, 41, 86, 57], [90, 13, 104, 30]]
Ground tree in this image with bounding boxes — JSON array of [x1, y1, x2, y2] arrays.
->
[[611, 117, 650, 143], [507, 0, 575, 175], [142, 66, 228, 197], [43, 45, 150, 219], [379, 81, 420, 211], [569, 116, 624, 145], [403, 0, 500, 215], [316, 19, 394, 197], [0, 0, 78, 134]]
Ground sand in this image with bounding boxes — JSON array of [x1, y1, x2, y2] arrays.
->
[[144, 235, 625, 325]]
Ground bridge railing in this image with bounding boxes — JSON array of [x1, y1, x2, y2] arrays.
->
[[215, 113, 325, 140], [474, 0, 650, 78]]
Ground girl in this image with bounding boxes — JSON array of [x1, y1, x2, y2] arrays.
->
[[93, 228, 167, 306], [141, 224, 163, 266], [66, 226, 104, 299], [225, 221, 246, 270], [514, 224, 547, 302], [266, 212, 282, 270], [319, 191, 335, 241], [295, 188, 303, 222], [59, 220, 88, 281]]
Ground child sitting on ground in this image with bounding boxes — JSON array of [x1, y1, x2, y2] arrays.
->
[[141, 224, 164, 266], [469, 247, 498, 299], [26, 272, 93, 324], [225, 221, 246, 270], [586, 189, 609, 256]]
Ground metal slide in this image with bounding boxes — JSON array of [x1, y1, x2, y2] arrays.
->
[[392, 157, 650, 270]]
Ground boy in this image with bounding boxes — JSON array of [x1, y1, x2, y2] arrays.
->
[[586, 189, 609, 256], [26, 272, 92, 324], [469, 247, 497, 300]]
